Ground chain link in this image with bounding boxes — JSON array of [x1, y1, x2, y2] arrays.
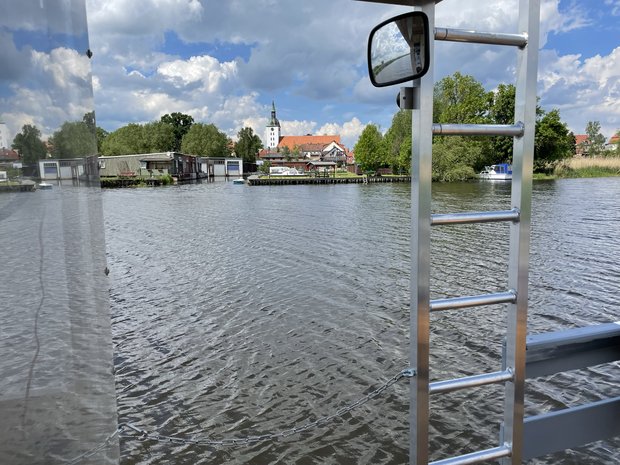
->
[[61, 368, 412, 463], [120, 368, 412, 448], [65, 428, 121, 465]]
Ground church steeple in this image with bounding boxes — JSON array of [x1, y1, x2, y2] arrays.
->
[[265, 100, 281, 149]]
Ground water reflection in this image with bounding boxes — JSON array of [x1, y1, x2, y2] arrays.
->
[[0, 2, 118, 464]]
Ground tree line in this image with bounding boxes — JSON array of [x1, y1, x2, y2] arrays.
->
[[354, 72, 619, 180], [11, 112, 263, 165]]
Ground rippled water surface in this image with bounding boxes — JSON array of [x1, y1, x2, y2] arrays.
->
[[103, 178, 620, 465]]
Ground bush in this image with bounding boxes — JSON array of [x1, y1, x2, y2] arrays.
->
[[433, 164, 477, 182]]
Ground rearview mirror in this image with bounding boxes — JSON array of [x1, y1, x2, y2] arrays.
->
[[368, 11, 430, 87]]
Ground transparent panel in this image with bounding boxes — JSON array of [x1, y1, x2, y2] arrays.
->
[[0, 1, 119, 464]]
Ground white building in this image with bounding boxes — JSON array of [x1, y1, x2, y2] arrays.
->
[[0, 122, 9, 149], [264, 101, 281, 149]]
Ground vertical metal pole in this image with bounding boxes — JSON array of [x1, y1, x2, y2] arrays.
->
[[501, 0, 539, 463], [410, 2, 435, 464]]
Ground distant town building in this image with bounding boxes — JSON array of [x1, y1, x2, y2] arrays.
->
[[265, 101, 281, 149], [574, 134, 589, 157], [0, 122, 9, 149], [259, 102, 354, 170]]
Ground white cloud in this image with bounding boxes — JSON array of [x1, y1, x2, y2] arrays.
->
[[157, 56, 238, 93], [539, 46, 620, 136], [318, 118, 366, 149], [32, 48, 92, 89]]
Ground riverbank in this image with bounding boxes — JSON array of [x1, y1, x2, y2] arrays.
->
[[534, 157, 620, 180]]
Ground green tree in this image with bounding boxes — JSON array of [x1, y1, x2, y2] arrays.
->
[[50, 121, 97, 158], [489, 83, 516, 163], [432, 136, 480, 182], [12, 124, 47, 164], [354, 124, 385, 172], [142, 121, 175, 152], [96, 127, 109, 154], [534, 109, 572, 172], [234, 127, 262, 163], [181, 123, 230, 157], [160, 112, 194, 151], [100, 123, 145, 155], [433, 72, 492, 124], [583, 121, 607, 157], [383, 110, 412, 173]]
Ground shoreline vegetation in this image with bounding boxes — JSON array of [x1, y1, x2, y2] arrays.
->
[[534, 156, 620, 180], [93, 157, 620, 188]]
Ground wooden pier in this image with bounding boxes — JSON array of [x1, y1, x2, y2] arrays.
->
[[247, 175, 411, 186]]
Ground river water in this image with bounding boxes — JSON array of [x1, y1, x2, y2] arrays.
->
[[103, 178, 619, 465]]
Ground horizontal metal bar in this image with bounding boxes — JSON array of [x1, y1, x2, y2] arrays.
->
[[430, 444, 512, 465], [435, 27, 527, 47], [432, 123, 524, 137], [430, 290, 516, 312], [432, 208, 519, 225], [525, 321, 620, 378], [430, 369, 514, 395], [523, 396, 620, 460]]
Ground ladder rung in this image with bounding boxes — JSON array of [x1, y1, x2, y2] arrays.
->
[[435, 27, 528, 47], [429, 444, 512, 465], [431, 208, 519, 225], [432, 123, 524, 137], [430, 290, 516, 312], [430, 369, 514, 395]]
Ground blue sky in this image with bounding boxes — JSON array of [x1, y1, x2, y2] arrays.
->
[[2, 0, 620, 150]]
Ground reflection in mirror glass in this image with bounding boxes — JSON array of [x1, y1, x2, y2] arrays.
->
[[0, 1, 118, 464], [368, 13, 428, 87]]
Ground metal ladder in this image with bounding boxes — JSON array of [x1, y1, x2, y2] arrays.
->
[[409, 1, 540, 464]]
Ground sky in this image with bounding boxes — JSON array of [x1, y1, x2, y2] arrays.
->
[[1, 0, 619, 150]]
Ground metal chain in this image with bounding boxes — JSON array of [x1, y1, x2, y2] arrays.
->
[[60, 368, 413, 463], [64, 428, 121, 465], [120, 368, 414, 448]]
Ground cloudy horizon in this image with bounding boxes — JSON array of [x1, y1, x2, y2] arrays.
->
[[1, 0, 619, 150]]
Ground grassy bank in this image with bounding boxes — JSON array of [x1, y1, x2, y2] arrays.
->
[[532, 157, 620, 180], [555, 157, 620, 178]]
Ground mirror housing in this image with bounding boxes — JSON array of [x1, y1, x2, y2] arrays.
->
[[367, 11, 430, 87]]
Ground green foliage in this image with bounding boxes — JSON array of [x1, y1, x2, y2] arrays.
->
[[96, 127, 108, 154], [234, 127, 262, 163], [534, 109, 573, 172], [489, 84, 516, 163], [432, 137, 480, 182], [100, 122, 175, 155], [354, 124, 385, 171], [181, 123, 231, 157], [11, 124, 47, 164], [160, 112, 194, 151], [383, 110, 412, 173], [433, 72, 492, 124], [369, 72, 576, 181], [100, 123, 146, 155], [50, 120, 97, 158], [259, 160, 271, 173], [583, 121, 607, 157], [143, 121, 175, 152]]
